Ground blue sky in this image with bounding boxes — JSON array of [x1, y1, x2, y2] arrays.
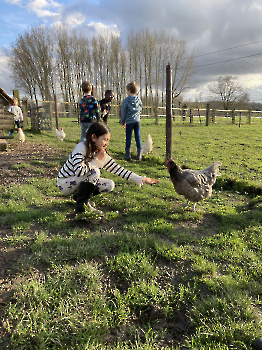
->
[[1, 0, 262, 102]]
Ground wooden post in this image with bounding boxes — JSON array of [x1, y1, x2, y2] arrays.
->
[[212, 108, 215, 123], [198, 108, 201, 123], [54, 94, 59, 130], [206, 103, 210, 126], [166, 63, 172, 160], [189, 109, 193, 124], [36, 98, 40, 131], [231, 109, 235, 124], [182, 104, 187, 121], [22, 100, 28, 127], [239, 111, 241, 127], [49, 101, 53, 130], [248, 110, 251, 124], [154, 104, 159, 125]]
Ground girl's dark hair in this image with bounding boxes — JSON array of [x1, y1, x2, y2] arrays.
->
[[85, 121, 111, 160]]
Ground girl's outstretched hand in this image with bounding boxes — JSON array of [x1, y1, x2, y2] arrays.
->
[[144, 177, 159, 185]]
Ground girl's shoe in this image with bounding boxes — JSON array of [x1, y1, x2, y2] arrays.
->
[[86, 201, 104, 216], [88, 199, 96, 207], [75, 205, 104, 220]]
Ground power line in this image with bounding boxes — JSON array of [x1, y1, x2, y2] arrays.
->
[[193, 52, 262, 69], [194, 40, 262, 58]]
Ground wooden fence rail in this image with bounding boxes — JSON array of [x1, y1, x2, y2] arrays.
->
[[26, 100, 262, 131]]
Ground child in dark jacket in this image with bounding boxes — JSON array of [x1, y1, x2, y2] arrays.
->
[[99, 90, 114, 124], [120, 82, 143, 161], [79, 81, 103, 142]]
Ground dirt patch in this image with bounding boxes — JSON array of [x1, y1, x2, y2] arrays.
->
[[0, 139, 66, 186], [173, 213, 221, 239]]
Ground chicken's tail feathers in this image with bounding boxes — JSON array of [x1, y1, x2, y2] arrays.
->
[[204, 161, 222, 176]]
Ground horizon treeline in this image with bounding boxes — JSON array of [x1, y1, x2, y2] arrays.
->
[[8, 25, 194, 105]]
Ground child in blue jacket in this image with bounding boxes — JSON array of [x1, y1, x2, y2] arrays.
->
[[120, 82, 142, 161]]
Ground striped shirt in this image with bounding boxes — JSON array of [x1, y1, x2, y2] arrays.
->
[[57, 142, 144, 185]]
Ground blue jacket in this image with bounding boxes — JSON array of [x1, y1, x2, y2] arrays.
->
[[120, 95, 142, 125]]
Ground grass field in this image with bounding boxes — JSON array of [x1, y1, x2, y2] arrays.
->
[[0, 118, 262, 349]]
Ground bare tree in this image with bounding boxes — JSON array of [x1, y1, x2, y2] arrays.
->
[[9, 25, 54, 101], [127, 31, 143, 96], [139, 28, 155, 105], [72, 32, 92, 101], [210, 75, 249, 110], [9, 25, 195, 109], [9, 35, 36, 100], [109, 34, 123, 102], [30, 26, 54, 100], [127, 29, 195, 106], [55, 25, 75, 102], [166, 37, 195, 99]]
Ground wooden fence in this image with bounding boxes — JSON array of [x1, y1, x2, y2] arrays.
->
[[27, 100, 262, 131]]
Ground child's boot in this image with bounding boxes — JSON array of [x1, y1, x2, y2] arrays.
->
[[88, 186, 100, 208], [136, 148, 142, 161], [125, 148, 131, 160], [76, 182, 103, 217], [73, 186, 100, 207]]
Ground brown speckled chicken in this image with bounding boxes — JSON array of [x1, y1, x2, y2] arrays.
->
[[166, 159, 222, 211]]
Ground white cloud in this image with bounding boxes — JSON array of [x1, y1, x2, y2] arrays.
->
[[4, 0, 23, 5], [65, 12, 85, 27], [247, 2, 262, 13], [27, 0, 62, 20], [87, 22, 120, 37]]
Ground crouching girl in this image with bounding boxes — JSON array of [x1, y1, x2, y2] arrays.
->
[[57, 122, 158, 218]]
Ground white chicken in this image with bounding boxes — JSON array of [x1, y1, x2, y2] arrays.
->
[[141, 135, 153, 155], [166, 159, 222, 211], [17, 128, 25, 143], [56, 127, 66, 141]]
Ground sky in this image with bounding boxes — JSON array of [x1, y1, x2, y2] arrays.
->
[[1, 0, 262, 102]]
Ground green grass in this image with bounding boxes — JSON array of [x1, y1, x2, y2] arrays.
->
[[1, 118, 262, 349]]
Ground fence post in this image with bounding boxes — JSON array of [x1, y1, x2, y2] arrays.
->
[[166, 63, 172, 160], [198, 108, 201, 123], [212, 109, 215, 123], [182, 104, 187, 121], [36, 98, 40, 131], [206, 103, 210, 126], [248, 109, 251, 124], [231, 109, 235, 124], [154, 104, 159, 125], [190, 109, 193, 124], [239, 111, 241, 127], [54, 94, 59, 130], [49, 101, 53, 130], [22, 100, 28, 127]]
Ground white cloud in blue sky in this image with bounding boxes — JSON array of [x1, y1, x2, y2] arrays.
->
[[1, 0, 262, 101], [27, 0, 62, 19]]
